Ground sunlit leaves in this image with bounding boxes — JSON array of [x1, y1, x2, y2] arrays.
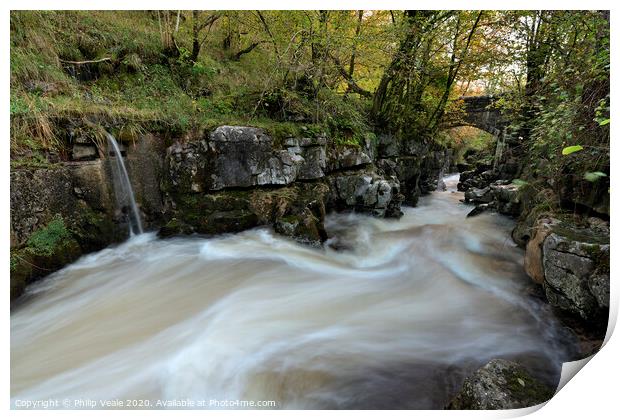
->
[[561, 145, 583, 155], [584, 171, 607, 182]]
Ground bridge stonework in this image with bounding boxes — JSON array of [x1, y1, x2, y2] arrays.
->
[[457, 95, 510, 169], [459, 95, 506, 137]]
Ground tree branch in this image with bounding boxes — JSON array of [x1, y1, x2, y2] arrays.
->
[[256, 11, 279, 55], [329, 52, 372, 98], [59, 57, 112, 65], [232, 41, 266, 61]]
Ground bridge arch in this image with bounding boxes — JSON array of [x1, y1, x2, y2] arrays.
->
[[456, 95, 506, 136], [449, 95, 509, 169]]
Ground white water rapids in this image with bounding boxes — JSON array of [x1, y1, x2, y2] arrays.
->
[[11, 174, 577, 409]]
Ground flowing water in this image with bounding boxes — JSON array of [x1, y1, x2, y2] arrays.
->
[[11, 174, 577, 409], [106, 133, 143, 236]]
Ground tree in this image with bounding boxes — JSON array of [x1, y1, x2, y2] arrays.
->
[[190, 11, 221, 62]]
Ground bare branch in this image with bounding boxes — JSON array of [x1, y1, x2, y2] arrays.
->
[[59, 57, 112, 65]]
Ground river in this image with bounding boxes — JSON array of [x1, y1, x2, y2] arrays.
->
[[11, 174, 577, 409]]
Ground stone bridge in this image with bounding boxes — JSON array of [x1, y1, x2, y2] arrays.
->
[[454, 95, 510, 169], [457, 95, 506, 137]]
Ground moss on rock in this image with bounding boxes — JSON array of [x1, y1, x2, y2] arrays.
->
[[10, 216, 83, 300], [447, 359, 554, 410]]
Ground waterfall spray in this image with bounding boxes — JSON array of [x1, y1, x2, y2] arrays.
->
[[106, 132, 143, 236]]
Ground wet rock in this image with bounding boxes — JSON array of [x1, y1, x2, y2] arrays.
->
[[466, 204, 489, 218], [418, 149, 448, 193], [207, 209, 260, 233], [274, 207, 327, 246], [464, 186, 493, 204], [167, 127, 330, 191], [496, 160, 520, 180], [326, 169, 401, 217], [124, 134, 166, 227], [457, 165, 496, 192], [158, 218, 194, 238], [377, 156, 422, 206], [556, 171, 610, 217], [10, 165, 120, 244], [285, 137, 326, 180], [456, 163, 472, 172], [402, 136, 429, 157], [377, 133, 400, 158], [490, 182, 521, 216], [10, 134, 169, 301], [511, 197, 556, 247], [326, 144, 372, 172], [72, 144, 98, 161], [165, 140, 205, 193], [162, 183, 330, 245], [542, 225, 610, 324], [446, 359, 554, 410]]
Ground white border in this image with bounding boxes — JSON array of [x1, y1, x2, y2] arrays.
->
[[3, 1, 618, 419]]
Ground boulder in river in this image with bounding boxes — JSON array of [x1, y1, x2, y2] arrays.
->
[[325, 169, 402, 218], [464, 186, 493, 204], [490, 182, 521, 216], [446, 359, 554, 410]]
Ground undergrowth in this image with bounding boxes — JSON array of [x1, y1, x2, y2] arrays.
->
[[10, 10, 373, 163]]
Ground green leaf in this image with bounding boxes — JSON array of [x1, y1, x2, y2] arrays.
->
[[512, 179, 529, 188], [584, 171, 607, 182], [599, 118, 610, 126], [562, 145, 583, 155]]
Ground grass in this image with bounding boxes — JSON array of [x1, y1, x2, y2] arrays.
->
[[10, 11, 376, 164]]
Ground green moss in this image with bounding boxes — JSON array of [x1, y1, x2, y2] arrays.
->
[[26, 216, 72, 256], [159, 218, 194, 237], [503, 369, 554, 405], [582, 243, 610, 273], [11, 215, 84, 300], [551, 223, 609, 245]]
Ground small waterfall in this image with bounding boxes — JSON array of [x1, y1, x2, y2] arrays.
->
[[106, 132, 143, 236]]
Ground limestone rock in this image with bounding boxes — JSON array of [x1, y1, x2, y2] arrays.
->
[[206, 126, 302, 189], [542, 227, 610, 323], [490, 182, 521, 216], [167, 127, 321, 192], [464, 186, 493, 204], [161, 182, 330, 245], [447, 359, 554, 410], [326, 144, 372, 172], [72, 144, 98, 160], [377, 133, 400, 158], [377, 156, 422, 206], [285, 137, 326, 180], [326, 169, 401, 217]]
